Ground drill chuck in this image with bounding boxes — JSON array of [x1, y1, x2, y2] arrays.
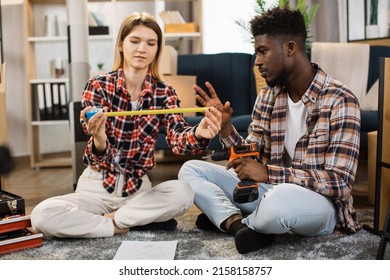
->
[[210, 150, 230, 161]]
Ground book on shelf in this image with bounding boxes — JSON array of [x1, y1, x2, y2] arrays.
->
[[59, 83, 68, 120], [0, 228, 43, 255], [36, 84, 46, 121], [44, 83, 53, 120], [52, 83, 61, 120]]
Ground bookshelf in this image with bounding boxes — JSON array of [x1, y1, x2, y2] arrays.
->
[[23, 0, 70, 168]]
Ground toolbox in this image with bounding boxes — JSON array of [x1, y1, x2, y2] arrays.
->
[[0, 215, 43, 255], [0, 185, 42, 255], [0, 190, 25, 219]]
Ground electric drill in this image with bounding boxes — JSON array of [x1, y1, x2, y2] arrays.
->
[[210, 143, 261, 203]]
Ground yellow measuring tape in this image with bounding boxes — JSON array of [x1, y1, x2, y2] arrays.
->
[[104, 107, 210, 117]]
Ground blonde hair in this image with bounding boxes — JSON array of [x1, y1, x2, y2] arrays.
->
[[112, 12, 163, 80]]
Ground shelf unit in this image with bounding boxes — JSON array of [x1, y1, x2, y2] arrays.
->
[[24, 0, 202, 168], [23, 0, 71, 168]]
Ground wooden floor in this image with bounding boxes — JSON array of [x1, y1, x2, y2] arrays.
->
[[2, 151, 371, 215]]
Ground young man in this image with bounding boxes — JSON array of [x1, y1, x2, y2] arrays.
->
[[178, 7, 361, 254]]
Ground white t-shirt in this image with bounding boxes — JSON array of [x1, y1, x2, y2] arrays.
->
[[284, 95, 307, 164]]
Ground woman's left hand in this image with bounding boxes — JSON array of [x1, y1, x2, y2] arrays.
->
[[195, 106, 222, 139]]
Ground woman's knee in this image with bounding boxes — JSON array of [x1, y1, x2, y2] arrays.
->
[[30, 198, 68, 234], [177, 181, 195, 212]]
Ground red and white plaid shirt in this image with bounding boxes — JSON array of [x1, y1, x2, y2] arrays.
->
[[81, 69, 209, 196], [221, 64, 361, 234]]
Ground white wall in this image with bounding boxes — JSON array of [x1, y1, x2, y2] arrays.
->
[[201, 0, 255, 54]]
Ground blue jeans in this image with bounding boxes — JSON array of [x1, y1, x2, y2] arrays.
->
[[178, 160, 337, 236]]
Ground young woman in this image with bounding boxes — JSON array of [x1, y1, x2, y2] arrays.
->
[[31, 12, 222, 238]]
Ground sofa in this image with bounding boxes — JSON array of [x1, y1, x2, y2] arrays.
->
[[155, 46, 390, 153]]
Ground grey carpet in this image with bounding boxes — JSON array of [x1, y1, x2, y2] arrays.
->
[[0, 208, 389, 260]]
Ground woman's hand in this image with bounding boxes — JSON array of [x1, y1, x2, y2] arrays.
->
[[81, 106, 107, 154], [195, 106, 222, 140], [194, 82, 233, 137]]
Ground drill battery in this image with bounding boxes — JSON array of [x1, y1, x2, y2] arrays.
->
[[233, 180, 259, 203]]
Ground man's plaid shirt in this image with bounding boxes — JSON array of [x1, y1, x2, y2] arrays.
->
[[221, 64, 361, 234], [81, 69, 209, 196]]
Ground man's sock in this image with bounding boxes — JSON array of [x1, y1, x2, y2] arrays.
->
[[234, 226, 275, 254], [195, 213, 220, 232], [227, 219, 246, 236], [130, 219, 177, 231]]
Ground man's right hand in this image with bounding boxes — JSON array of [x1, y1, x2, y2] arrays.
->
[[193, 81, 233, 137]]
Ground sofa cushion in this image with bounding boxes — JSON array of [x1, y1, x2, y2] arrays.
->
[[178, 53, 258, 116]]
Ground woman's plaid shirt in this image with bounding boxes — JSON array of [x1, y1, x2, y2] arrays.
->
[[81, 69, 209, 196], [221, 64, 361, 234]]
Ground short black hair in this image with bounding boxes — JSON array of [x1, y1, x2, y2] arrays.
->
[[250, 7, 307, 45]]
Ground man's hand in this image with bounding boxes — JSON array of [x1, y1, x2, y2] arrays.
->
[[193, 82, 233, 137], [195, 107, 222, 139], [226, 157, 268, 183]]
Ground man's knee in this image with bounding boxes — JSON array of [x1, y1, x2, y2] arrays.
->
[[178, 159, 201, 180]]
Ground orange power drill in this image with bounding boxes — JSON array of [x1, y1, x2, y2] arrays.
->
[[210, 143, 261, 203]]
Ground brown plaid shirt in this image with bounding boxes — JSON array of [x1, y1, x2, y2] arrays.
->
[[221, 64, 361, 233], [81, 69, 209, 196]]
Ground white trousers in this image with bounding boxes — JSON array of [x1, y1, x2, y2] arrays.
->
[[31, 167, 194, 238]]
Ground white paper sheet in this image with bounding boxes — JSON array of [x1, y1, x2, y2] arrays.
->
[[113, 240, 177, 260]]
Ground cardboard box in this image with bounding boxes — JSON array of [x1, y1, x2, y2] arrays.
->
[[162, 75, 197, 117], [165, 23, 197, 33], [160, 45, 178, 75]]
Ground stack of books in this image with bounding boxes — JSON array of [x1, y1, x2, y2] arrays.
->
[[0, 215, 43, 255], [159, 10, 197, 33]]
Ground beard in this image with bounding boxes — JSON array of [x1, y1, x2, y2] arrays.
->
[[265, 68, 288, 88]]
